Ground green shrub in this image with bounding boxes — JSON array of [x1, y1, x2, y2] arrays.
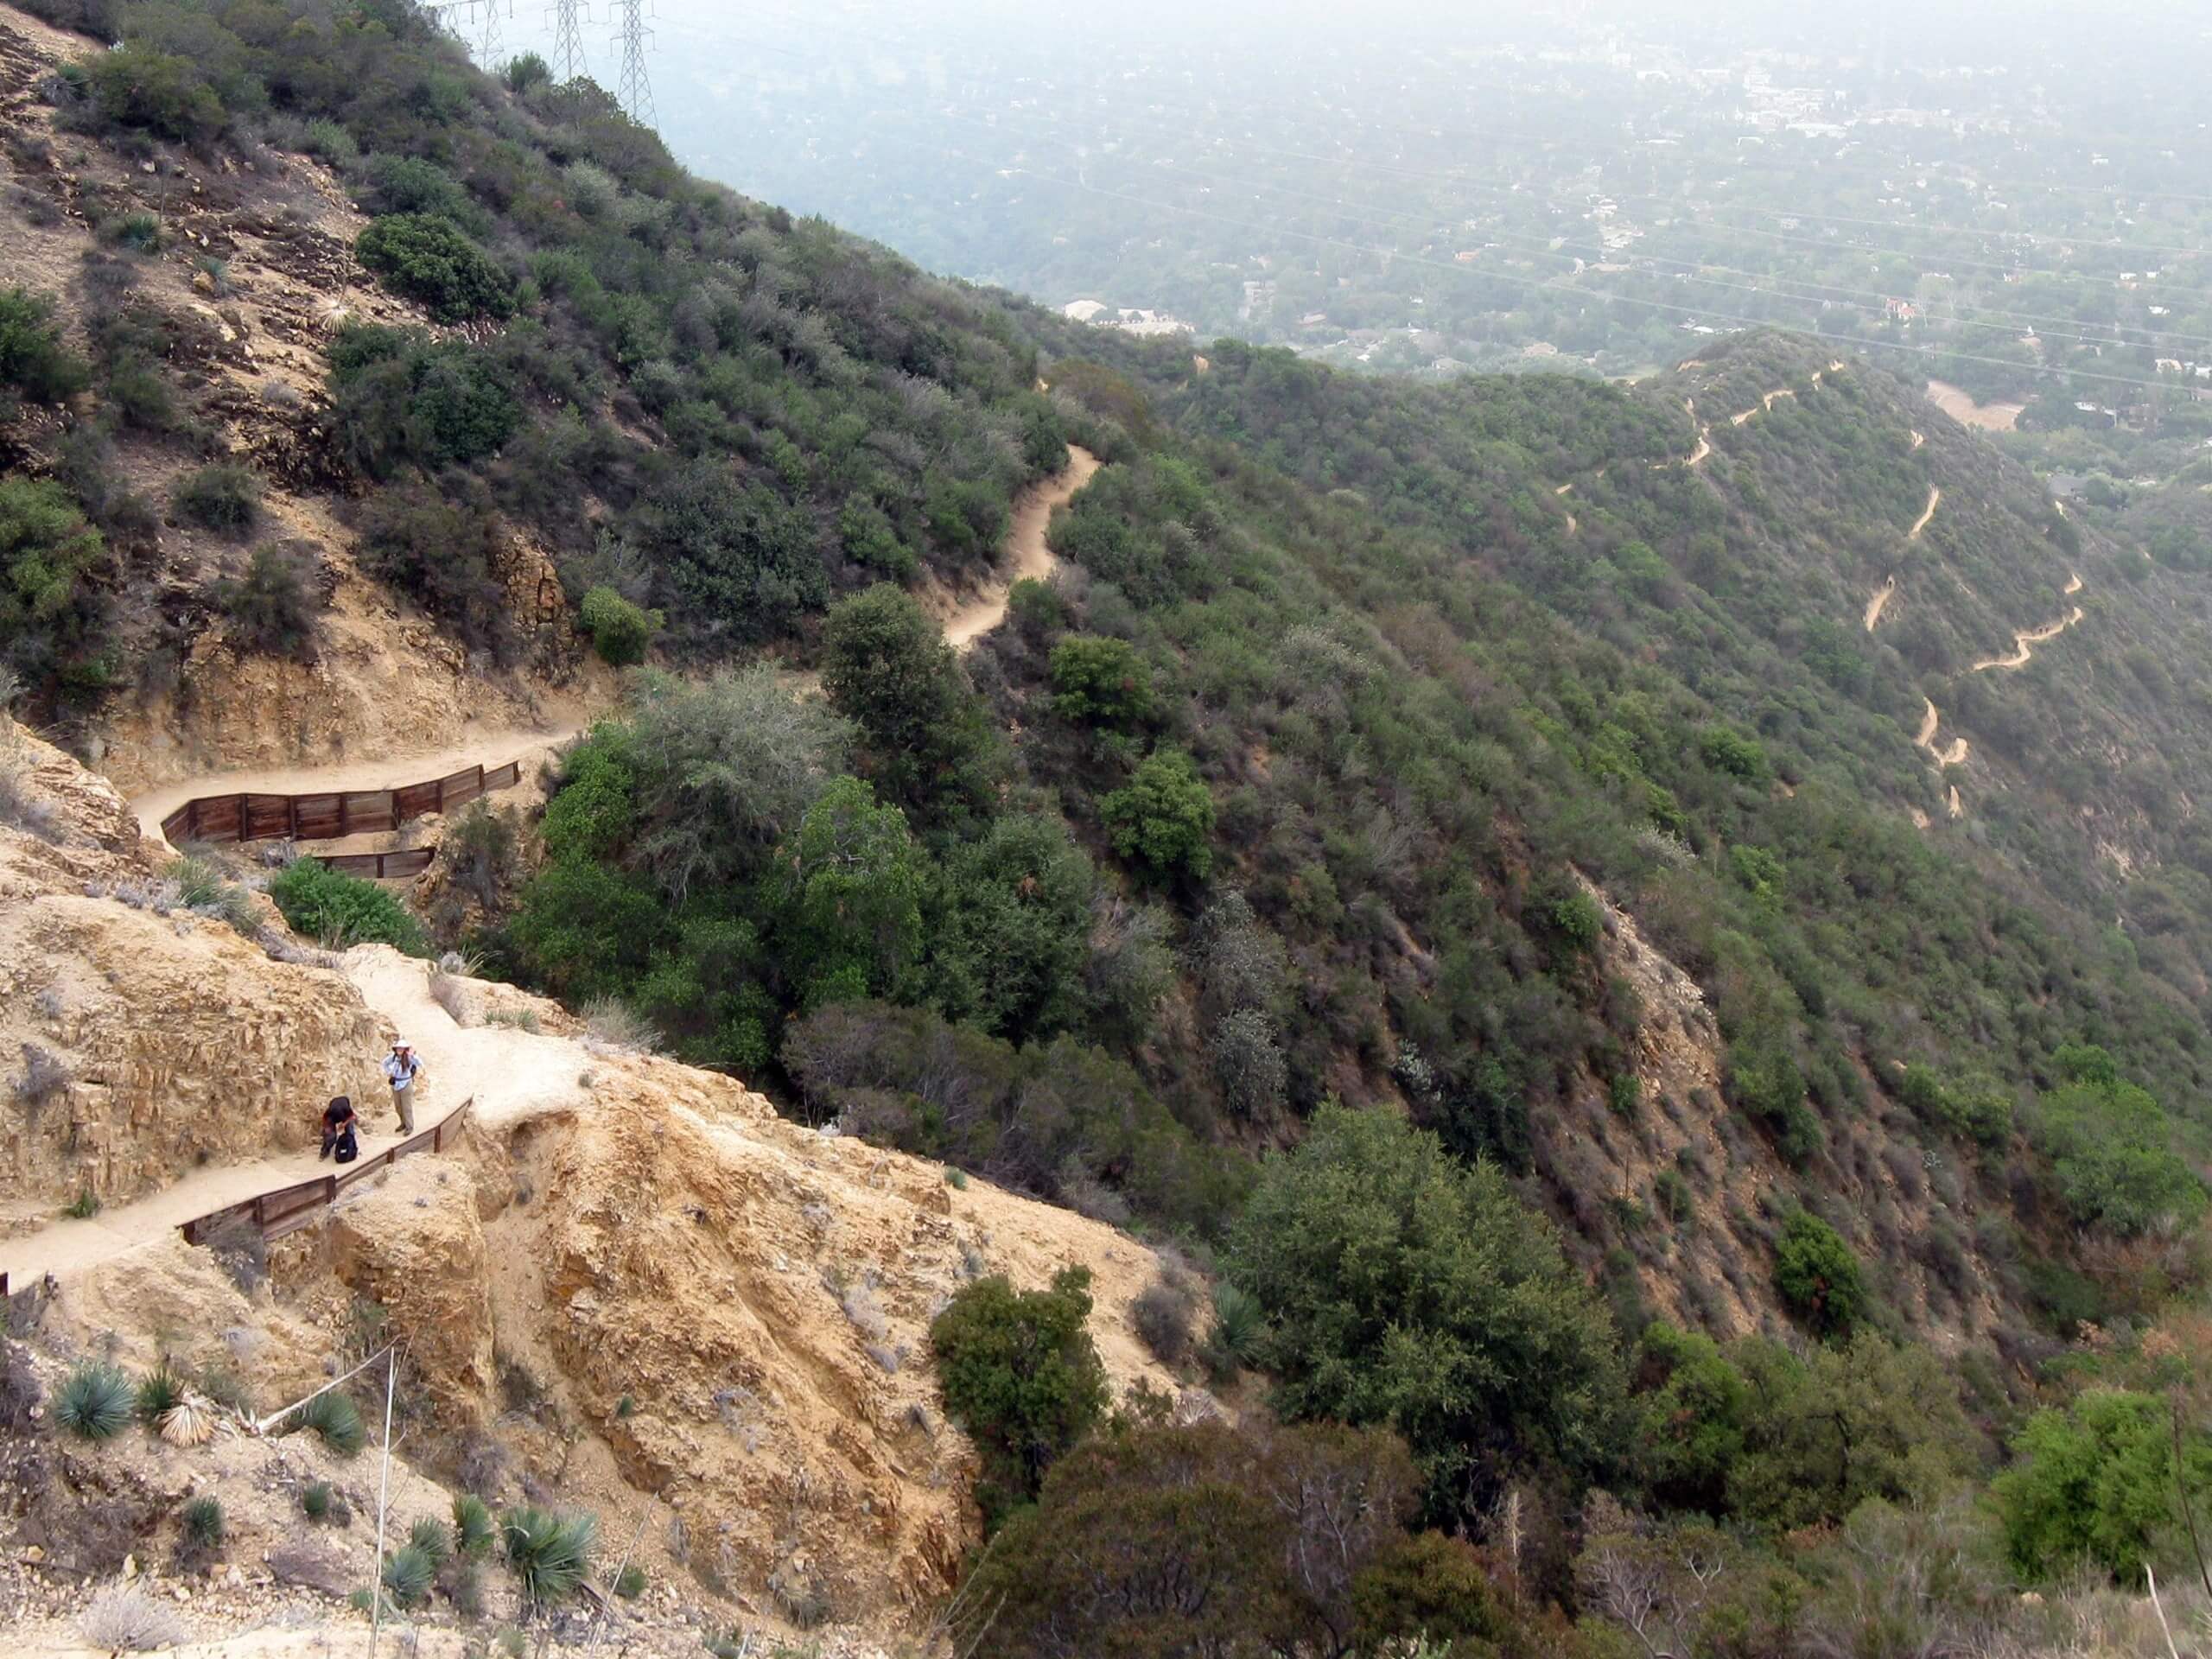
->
[[302, 118, 359, 167], [82, 44, 226, 147], [285, 1389, 367, 1457], [270, 859, 429, 956], [55, 1362, 134, 1440], [613, 1563, 646, 1598], [382, 1542, 435, 1608], [1773, 1212, 1867, 1338], [1101, 747, 1215, 883], [1207, 1282, 1263, 1370], [928, 1269, 1109, 1529], [0, 288, 90, 403], [0, 476, 111, 712], [354, 482, 513, 664], [1698, 723, 1770, 782], [578, 586, 661, 666], [63, 1189, 101, 1218], [355, 214, 515, 323], [502, 1506, 596, 1604], [326, 325, 518, 474], [1048, 634, 1157, 728], [453, 1492, 496, 1558], [1993, 1389, 2212, 1584], [211, 545, 321, 660], [171, 463, 261, 536], [1226, 1104, 1628, 1519], [301, 1481, 334, 1522]]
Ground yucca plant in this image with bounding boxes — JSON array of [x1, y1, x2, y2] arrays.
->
[[613, 1562, 646, 1599], [452, 1491, 496, 1559], [158, 1393, 219, 1448], [135, 1364, 187, 1426], [301, 1481, 334, 1522], [1210, 1282, 1263, 1366], [502, 1505, 596, 1605], [382, 1542, 435, 1608], [407, 1515, 453, 1567], [285, 1389, 366, 1457], [181, 1496, 225, 1549], [55, 1362, 134, 1440]]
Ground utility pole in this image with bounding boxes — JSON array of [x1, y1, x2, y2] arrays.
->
[[548, 0, 589, 84], [612, 0, 655, 126]]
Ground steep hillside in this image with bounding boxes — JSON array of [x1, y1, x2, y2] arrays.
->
[[0, 719, 1192, 1643], [3, 2, 2212, 1650]]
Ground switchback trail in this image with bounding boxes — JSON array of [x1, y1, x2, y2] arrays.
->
[[1908, 486, 1942, 541], [1972, 603, 2087, 671], [1865, 576, 1897, 632], [1916, 698, 1970, 768], [133, 724, 588, 853], [942, 445, 1103, 652], [1, 947, 594, 1290]]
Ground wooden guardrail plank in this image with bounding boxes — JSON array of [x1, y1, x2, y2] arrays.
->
[[159, 757, 531, 851], [172, 1099, 474, 1250]]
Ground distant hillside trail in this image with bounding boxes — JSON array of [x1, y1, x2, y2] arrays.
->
[[1916, 697, 1970, 768], [2, 947, 591, 1290], [133, 725, 588, 853], [1865, 575, 1897, 632], [943, 445, 1103, 652], [1910, 429, 1925, 450], [1972, 603, 2087, 671], [1909, 486, 1942, 541]]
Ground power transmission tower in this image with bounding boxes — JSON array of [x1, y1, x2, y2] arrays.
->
[[548, 0, 589, 84], [612, 0, 655, 126], [477, 0, 507, 71]]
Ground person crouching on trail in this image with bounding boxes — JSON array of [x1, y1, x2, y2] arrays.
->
[[319, 1095, 359, 1163], [383, 1040, 423, 1134]]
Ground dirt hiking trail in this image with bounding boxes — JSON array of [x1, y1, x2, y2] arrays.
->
[[133, 724, 588, 853], [1908, 486, 1942, 541], [1916, 698, 1970, 768], [2, 947, 593, 1290], [1972, 604, 2087, 671], [943, 445, 1103, 652], [1865, 576, 1897, 632]]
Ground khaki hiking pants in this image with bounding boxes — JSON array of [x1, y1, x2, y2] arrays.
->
[[392, 1084, 416, 1134]]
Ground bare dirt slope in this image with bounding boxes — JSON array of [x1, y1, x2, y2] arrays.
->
[[3, 718, 1195, 1640], [0, 1, 613, 794]]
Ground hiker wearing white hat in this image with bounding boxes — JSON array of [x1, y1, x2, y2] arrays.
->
[[382, 1039, 423, 1133]]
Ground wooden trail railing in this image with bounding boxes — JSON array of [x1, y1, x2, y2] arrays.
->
[[160, 761, 524, 849], [178, 1097, 474, 1247]]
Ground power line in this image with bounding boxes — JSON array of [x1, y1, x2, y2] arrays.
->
[[478, 0, 507, 71]]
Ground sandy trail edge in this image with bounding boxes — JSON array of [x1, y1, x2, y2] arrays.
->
[[942, 445, 1103, 651], [1908, 486, 1942, 541], [132, 725, 588, 853], [1, 947, 588, 1288], [1865, 576, 1897, 632]]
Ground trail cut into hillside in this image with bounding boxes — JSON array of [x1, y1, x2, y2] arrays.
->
[[941, 446, 1103, 651], [133, 724, 587, 853], [1909, 486, 1942, 541], [1973, 604, 2087, 671], [1865, 575, 1897, 631], [1910, 429, 1925, 449], [1916, 698, 1970, 768]]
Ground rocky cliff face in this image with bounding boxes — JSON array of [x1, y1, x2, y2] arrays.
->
[[0, 724, 385, 1227], [3, 722, 1193, 1638]]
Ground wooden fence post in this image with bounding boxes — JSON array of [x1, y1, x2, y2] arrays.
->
[[233, 795, 247, 843]]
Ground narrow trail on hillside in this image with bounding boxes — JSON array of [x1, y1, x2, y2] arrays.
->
[[942, 445, 1103, 652], [1908, 486, 1942, 541], [2, 949, 594, 1289], [134, 727, 588, 853], [1910, 429, 1925, 449], [1971, 604, 2088, 671], [1865, 576, 1897, 632], [1916, 698, 1970, 768]]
